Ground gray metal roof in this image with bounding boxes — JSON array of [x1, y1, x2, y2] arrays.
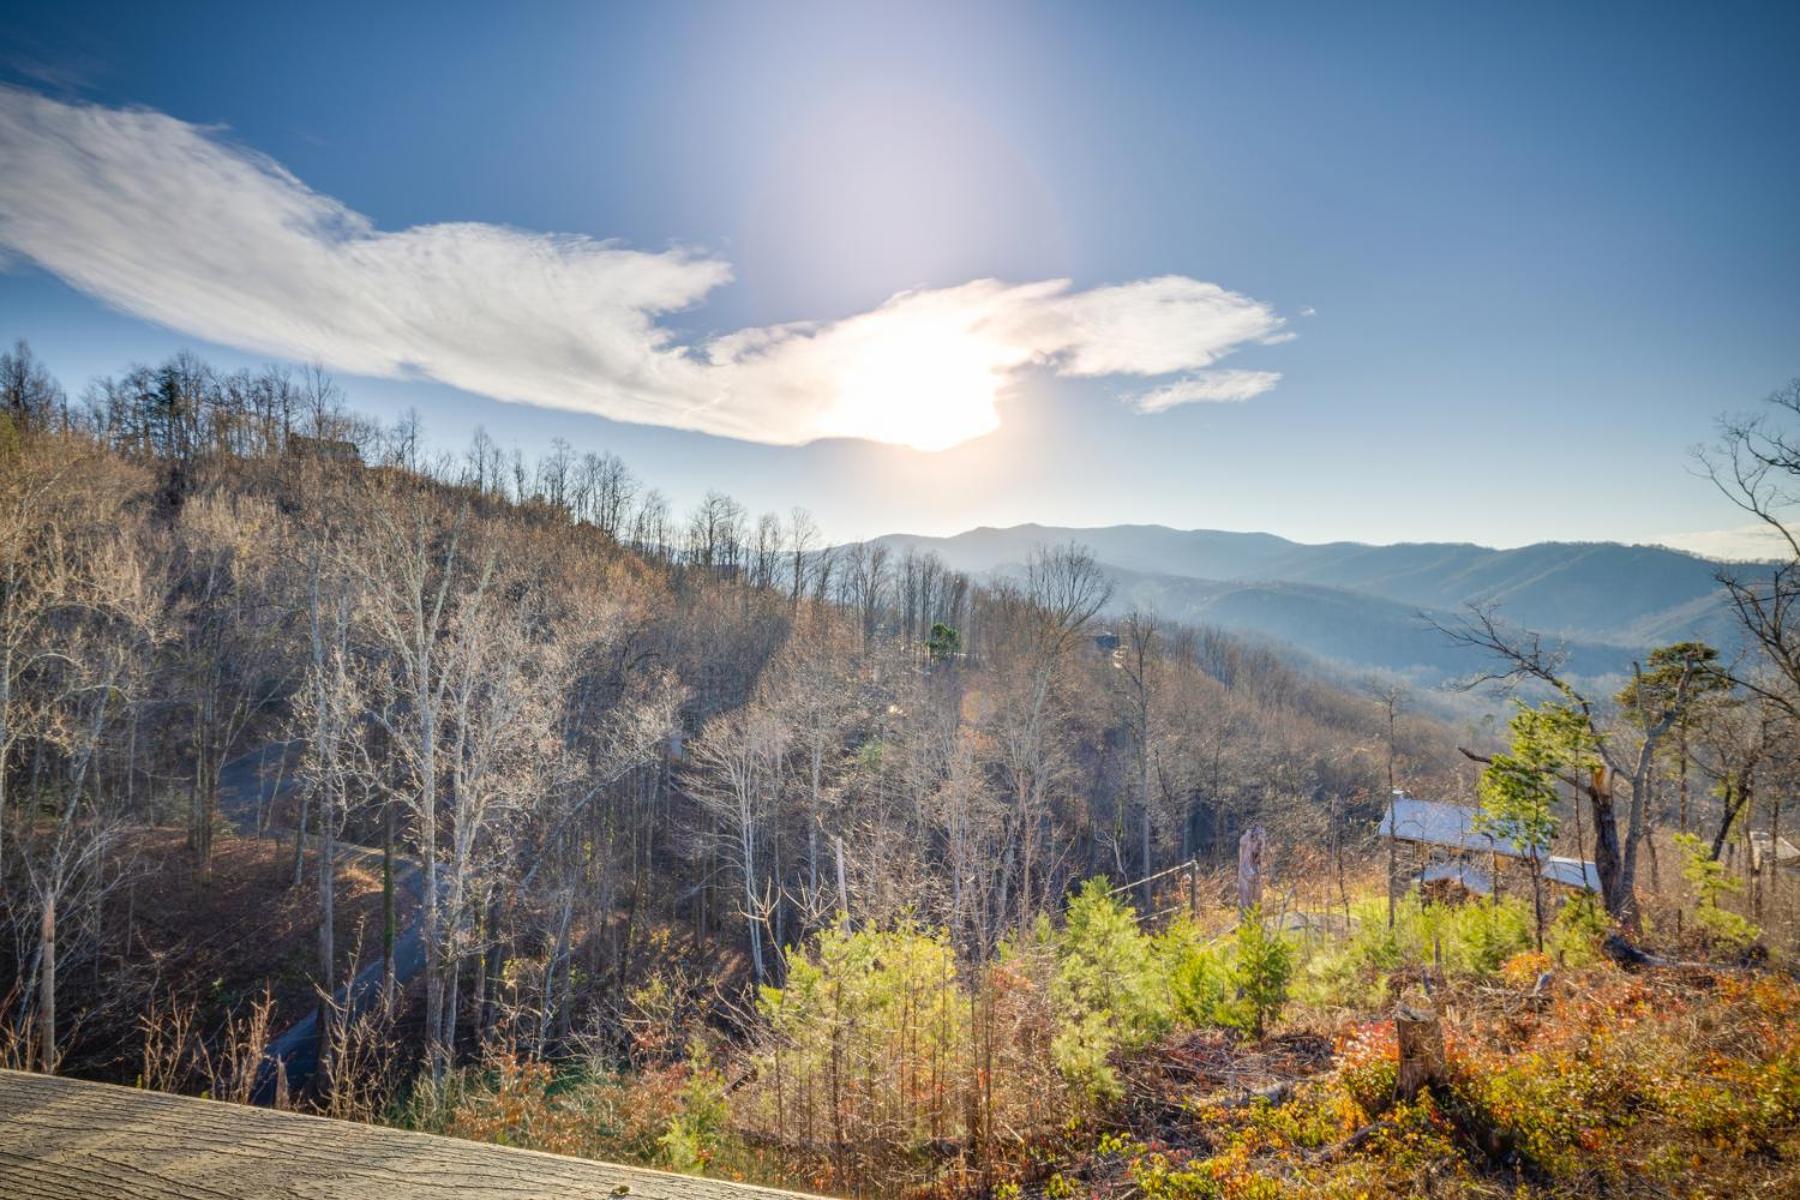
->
[[1418, 861, 1494, 894], [1750, 831, 1800, 869], [1378, 792, 1543, 859], [1540, 856, 1602, 892]]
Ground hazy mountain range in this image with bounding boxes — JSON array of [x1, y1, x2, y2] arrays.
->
[[872, 524, 1764, 682]]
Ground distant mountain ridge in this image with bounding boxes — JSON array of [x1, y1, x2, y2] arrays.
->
[[872, 523, 1761, 679]]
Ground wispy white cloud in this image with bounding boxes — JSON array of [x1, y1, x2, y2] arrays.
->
[[1126, 369, 1284, 413], [1649, 523, 1789, 562], [0, 87, 1290, 449]]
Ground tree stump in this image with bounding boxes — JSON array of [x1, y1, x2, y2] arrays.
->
[[1394, 1004, 1447, 1102], [1237, 824, 1267, 913]]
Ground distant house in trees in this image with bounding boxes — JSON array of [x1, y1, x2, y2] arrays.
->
[[1379, 790, 1599, 896], [1749, 831, 1800, 874]]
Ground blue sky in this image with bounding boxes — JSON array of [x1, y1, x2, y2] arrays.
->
[[1, 1, 1796, 552]]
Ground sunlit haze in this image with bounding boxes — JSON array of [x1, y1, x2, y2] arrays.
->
[[1, 1, 1796, 550]]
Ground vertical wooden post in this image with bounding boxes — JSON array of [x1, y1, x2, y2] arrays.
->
[[1237, 825, 1267, 914], [38, 894, 56, 1073], [1387, 792, 1398, 929]]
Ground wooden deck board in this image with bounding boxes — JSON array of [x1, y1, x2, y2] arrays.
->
[[0, 1070, 819, 1200]]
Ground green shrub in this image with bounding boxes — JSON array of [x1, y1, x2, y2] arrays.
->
[[1451, 898, 1532, 974], [1050, 879, 1170, 1099], [1222, 905, 1293, 1039], [1299, 891, 1535, 1008], [1694, 902, 1761, 953], [1547, 892, 1609, 965], [1164, 936, 1232, 1029], [1674, 833, 1761, 954], [1156, 907, 1294, 1038], [753, 918, 970, 1150], [657, 1046, 728, 1173]]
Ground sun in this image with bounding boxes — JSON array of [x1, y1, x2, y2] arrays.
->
[[816, 306, 1016, 451]]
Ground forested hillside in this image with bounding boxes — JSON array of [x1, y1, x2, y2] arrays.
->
[[0, 346, 1443, 1095], [1021, 565, 1645, 684], [4, 346, 1799, 1198]]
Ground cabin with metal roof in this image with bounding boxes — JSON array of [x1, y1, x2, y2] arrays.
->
[[1379, 792, 1542, 859], [1380, 790, 1600, 895], [1750, 831, 1800, 873]]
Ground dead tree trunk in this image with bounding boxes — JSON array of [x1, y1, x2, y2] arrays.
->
[[381, 804, 396, 1011], [316, 780, 335, 1054], [834, 835, 849, 920], [1237, 824, 1267, 913]]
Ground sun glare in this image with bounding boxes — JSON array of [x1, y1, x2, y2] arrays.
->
[[817, 311, 1016, 451]]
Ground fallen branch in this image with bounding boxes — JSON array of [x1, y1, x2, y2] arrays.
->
[[1602, 932, 1796, 978], [1307, 1117, 1391, 1165]]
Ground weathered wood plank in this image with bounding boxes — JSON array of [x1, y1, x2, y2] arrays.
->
[[0, 1070, 820, 1200]]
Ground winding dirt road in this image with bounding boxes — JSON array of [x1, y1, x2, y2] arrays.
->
[[214, 744, 430, 1103]]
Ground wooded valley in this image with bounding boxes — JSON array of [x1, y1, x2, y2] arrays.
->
[[4, 344, 1798, 1197]]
